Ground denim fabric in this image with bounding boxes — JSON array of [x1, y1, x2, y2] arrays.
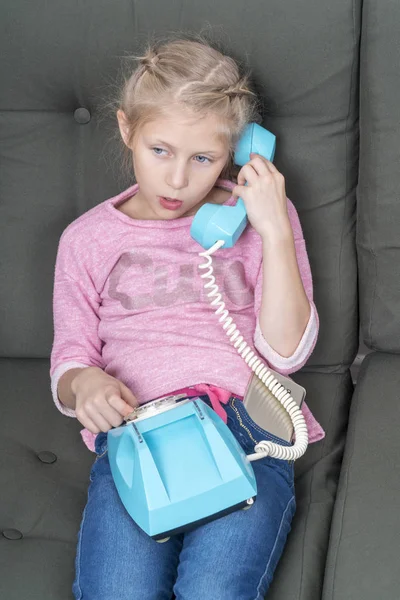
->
[[72, 396, 296, 600]]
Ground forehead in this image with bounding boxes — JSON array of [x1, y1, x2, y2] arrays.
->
[[141, 106, 229, 151]]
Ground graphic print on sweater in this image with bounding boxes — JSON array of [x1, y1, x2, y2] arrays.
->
[[107, 250, 254, 311]]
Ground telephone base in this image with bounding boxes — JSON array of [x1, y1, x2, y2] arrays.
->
[[151, 496, 256, 541]]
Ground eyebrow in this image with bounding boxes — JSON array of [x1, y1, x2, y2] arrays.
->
[[152, 139, 222, 156]]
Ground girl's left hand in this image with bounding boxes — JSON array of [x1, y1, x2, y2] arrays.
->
[[232, 153, 293, 241]]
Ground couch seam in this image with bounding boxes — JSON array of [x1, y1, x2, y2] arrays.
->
[[339, 0, 360, 373], [363, 12, 377, 351], [327, 1, 362, 597], [299, 372, 342, 598], [324, 366, 361, 599], [300, 0, 361, 593]]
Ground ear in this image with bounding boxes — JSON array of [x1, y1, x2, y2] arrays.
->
[[117, 110, 132, 148]]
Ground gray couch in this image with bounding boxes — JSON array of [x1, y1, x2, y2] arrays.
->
[[1, 0, 398, 598]]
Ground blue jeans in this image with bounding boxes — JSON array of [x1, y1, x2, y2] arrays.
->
[[72, 396, 296, 600]]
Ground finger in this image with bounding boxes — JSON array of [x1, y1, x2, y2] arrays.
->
[[85, 403, 114, 433], [79, 415, 101, 435], [101, 400, 126, 428], [108, 393, 136, 419], [251, 153, 279, 174], [237, 170, 246, 187], [119, 382, 139, 410], [236, 163, 258, 186], [232, 184, 248, 199], [248, 153, 272, 175]]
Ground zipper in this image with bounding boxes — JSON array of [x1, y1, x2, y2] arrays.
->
[[230, 399, 294, 467], [230, 399, 259, 445]]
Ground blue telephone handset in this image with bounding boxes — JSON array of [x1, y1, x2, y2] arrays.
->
[[190, 123, 276, 250]]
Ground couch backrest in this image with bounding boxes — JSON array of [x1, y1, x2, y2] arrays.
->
[[357, 0, 400, 353], [0, 0, 360, 373]]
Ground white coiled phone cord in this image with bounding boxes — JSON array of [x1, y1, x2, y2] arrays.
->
[[198, 240, 308, 462]]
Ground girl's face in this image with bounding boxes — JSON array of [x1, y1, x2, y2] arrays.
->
[[117, 106, 231, 219]]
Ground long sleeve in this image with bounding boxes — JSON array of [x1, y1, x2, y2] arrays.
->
[[50, 230, 104, 417], [253, 198, 319, 376]]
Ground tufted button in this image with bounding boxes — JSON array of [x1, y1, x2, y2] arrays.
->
[[3, 529, 23, 540], [37, 451, 57, 464], [74, 107, 91, 124]]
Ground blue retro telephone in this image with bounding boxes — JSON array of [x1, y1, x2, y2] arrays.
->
[[107, 123, 309, 542]]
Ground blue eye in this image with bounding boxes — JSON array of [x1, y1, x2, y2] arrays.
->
[[151, 148, 212, 163], [195, 155, 212, 164]]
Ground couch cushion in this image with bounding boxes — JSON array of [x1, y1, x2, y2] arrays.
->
[[323, 352, 400, 599], [0, 360, 353, 600], [0, 359, 93, 600], [269, 370, 354, 600], [356, 0, 400, 351], [0, 0, 361, 598], [0, 0, 360, 368]]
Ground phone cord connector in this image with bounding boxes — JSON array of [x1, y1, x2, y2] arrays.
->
[[198, 240, 308, 462]]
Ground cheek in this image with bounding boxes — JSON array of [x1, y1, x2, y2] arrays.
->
[[199, 160, 225, 180], [201, 162, 227, 188], [194, 172, 217, 193], [133, 154, 158, 181]]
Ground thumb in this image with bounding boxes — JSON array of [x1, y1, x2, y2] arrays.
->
[[118, 381, 139, 413], [236, 166, 247, 188]]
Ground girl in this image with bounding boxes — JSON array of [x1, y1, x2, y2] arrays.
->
[[50, 36, 324, 600]]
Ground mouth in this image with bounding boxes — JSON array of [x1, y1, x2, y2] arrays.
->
[[159, 196, 184, 211]]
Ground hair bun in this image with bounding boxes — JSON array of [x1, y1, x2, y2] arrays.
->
[[223, 84, 255, 99], [142, 53, 160, 69]]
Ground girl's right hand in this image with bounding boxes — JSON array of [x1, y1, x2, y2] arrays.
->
[[71, 367, 139, 434]]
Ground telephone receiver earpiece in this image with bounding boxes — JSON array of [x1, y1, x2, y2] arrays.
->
[[190, 122, 276, 249]]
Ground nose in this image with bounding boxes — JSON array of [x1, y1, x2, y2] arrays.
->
[[166, 160, 189, 192]]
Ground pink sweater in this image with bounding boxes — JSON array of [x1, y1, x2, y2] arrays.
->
[[50, 178, 325, 451]]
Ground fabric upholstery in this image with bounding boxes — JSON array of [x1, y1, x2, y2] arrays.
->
[[323, 0, 400, 597], [0, 0, 364, 598]]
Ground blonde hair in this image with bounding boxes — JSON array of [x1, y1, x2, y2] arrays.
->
[[113, 35, 262, 181]]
